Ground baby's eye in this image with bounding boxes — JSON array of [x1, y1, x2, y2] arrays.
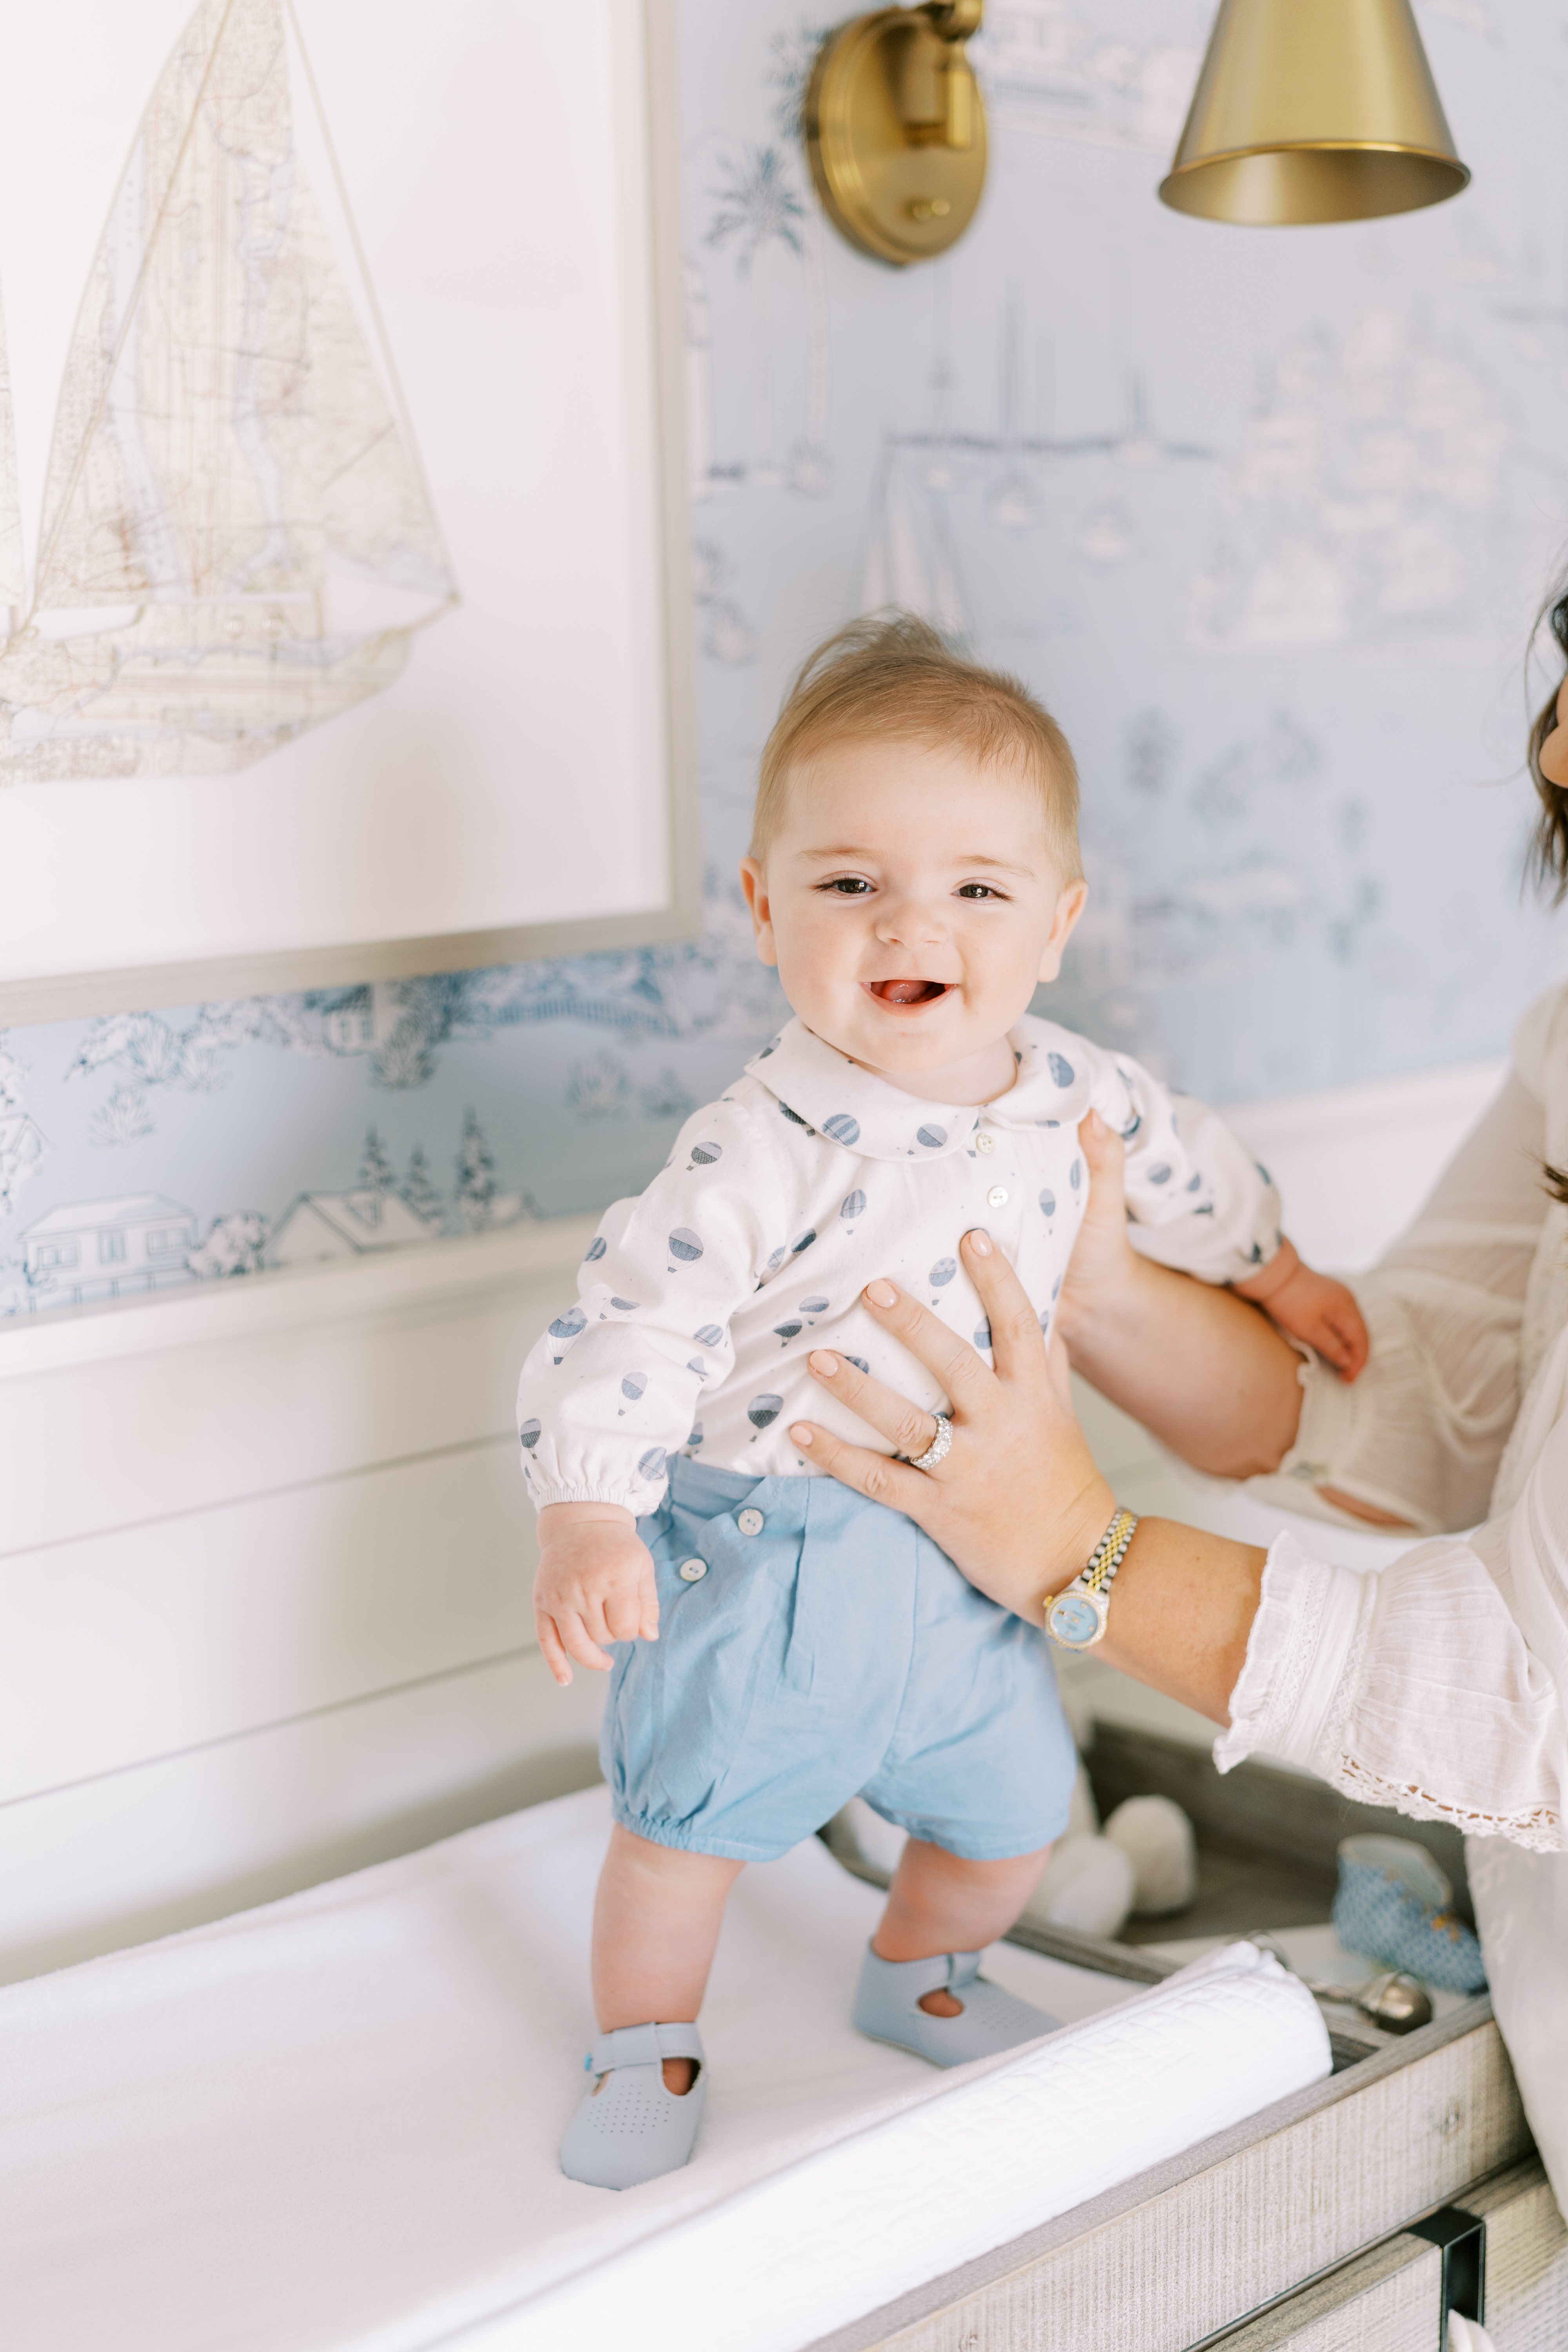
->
[[956, 882, 1004, 899], [820, 876, 873, 895]]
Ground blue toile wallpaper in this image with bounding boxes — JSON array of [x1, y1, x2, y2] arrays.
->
[[4, 0, 1568, 1318]]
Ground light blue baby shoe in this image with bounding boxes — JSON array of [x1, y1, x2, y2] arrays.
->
[[1332, 1835, 1486, 1995], [559, 2022, 707, 2190], [852, 1944, 1061, 2068]]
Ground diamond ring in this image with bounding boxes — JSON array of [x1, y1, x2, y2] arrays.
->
[[908, 1412, 953, 1472]]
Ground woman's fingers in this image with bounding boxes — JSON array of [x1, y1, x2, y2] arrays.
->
[[957, 1229, 1051, 1386], [857, 1277, 999, 1412], [806, 1343, 946, 1459], [788, 1415, 943, 1514]]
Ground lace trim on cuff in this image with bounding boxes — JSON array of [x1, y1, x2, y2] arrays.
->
[[1213, 1530, 1333, 1775], [1324, 1755, 1563, 1853]]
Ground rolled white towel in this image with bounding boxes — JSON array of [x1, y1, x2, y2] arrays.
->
[[1103, 1795, 1198, 1916], [1023, 1833, 1135, 1939]]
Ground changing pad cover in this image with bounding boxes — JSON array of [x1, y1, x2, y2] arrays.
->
[[0, 1784, 1329, 2352]]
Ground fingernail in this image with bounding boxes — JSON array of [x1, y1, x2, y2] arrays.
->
[[809, 1349, 839, 1375], [866, 1280, 898, 1308], [790, 1423, 814, 1446], [965, 1229, 993, 1258]]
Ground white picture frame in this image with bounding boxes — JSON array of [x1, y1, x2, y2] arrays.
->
[[0, 0, 698, 1025]]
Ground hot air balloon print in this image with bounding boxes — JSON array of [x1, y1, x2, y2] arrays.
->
[[748, 1393, 784, 1436], [668, 1228, 703, 1268], [929, 1258, 957, 1287], [638, 1447, 668, 1481], [823, 1114, 860, 1146], [689, 1140, 723, 1167], [548, 1307, 586, 1361], [618, 1372, 649, 1416], [840, 1191, 866, 1222], [694, 1325, 724, 1347], [519, 1418, 541, 1449], [916, 1124, 947, 1150], [584, 1237, 607, 1261], [1048, 1053, 1075, 1087]]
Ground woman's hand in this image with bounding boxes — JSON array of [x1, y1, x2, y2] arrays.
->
[[791, 1214, 1269, 1725], [787, 1230, 1116, 1620]]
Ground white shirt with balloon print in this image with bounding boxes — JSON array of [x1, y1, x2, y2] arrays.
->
[[516, 1014, 1283, 1515]]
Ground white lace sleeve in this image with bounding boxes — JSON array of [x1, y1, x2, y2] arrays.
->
[[1218, 1525, 1566, 1852], [1272, 1071, 1548, 1533]]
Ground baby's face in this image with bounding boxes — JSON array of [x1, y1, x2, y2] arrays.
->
[[740, 735, 1087, 1084]]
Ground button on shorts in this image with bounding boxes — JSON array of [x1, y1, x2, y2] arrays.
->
[[603, 1457, 1076, 1864]]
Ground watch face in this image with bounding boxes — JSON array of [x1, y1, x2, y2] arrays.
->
[[1048, 1591, 1102, 1648]]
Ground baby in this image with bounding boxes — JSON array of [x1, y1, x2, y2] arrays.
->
[[519, 615, 1367, 2192]]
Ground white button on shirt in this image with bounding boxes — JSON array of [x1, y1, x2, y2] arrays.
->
[[517, 1014, 1283, 1516], [737, 1508, 765, 1536]]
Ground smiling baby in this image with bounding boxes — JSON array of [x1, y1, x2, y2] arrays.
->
[[517, 612, 1367, 2190]]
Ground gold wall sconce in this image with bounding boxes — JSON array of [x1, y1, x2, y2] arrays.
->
[[806, 1, 987, 267], [1159, 0, 1470, 226]]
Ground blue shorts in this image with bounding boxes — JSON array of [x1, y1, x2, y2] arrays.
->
[[603, 1457, 1076, 1864]]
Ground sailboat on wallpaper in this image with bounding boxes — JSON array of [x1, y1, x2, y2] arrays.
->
[[0, 0, 456, 784]]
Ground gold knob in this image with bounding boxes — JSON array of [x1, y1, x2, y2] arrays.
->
[[909, 196, 951, 221]]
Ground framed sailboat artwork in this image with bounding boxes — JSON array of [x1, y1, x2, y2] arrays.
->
[[0, 0, 698, 1022]]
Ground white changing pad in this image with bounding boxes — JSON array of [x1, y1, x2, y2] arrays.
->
[[0, 1785, 1330, 2352]]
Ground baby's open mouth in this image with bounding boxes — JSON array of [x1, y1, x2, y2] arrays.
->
[[866, 979, 951, 1005]]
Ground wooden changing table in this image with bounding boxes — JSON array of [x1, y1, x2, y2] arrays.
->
[[821, 1733, 1568, 2351]]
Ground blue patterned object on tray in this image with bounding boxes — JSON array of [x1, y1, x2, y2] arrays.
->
[[1332, 1835, 1487, 1995]]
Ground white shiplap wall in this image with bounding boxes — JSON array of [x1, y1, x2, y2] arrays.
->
[[0, 1056, 1506, 1984]]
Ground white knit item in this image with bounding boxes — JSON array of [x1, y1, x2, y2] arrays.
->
[[1102, 1797, 1198, 1917], [1023, 1834, 1135, 1938]]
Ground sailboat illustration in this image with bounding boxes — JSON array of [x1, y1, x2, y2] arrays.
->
[[0, 0, 456, 784]]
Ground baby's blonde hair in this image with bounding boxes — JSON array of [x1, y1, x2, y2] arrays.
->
[[751, 612, 1082, 879]]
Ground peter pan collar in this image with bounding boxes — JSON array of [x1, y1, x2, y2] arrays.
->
[[742, 1015, 1098, 1163]]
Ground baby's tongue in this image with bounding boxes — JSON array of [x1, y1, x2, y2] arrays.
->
[[878, 978, 940, 1005]]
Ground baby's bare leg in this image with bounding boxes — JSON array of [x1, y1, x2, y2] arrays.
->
[[873, 1840, 1051, 2016], [592, 1824, 745, 2090]]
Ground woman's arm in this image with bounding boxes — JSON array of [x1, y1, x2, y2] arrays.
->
[[1064, 1069, 1550, 1534], [792, 1235, 1568, 1846], [789, 1230, 1269, 1725], [1057, 1115, 1305, 1479]]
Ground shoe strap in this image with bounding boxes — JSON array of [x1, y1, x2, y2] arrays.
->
[[584, 2021, 706, 2074], [946, 1950, 984, 1993]]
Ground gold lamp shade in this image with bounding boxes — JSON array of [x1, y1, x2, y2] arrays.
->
[[1159, 0, 1470, 226]]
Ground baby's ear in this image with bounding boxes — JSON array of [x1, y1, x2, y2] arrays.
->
[[739, 857, 779, 967], [1037, 878, 1089, 984]]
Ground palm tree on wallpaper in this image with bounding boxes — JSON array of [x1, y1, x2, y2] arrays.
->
[[706, 145, 805, 492]]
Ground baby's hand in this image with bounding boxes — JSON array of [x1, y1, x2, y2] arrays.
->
[[1233, 1238, 1369, 1382], [534, 1503, 660, 1686]]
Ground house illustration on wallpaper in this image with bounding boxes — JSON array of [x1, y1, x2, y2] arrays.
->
[[20, 1195, 198, 1306], [262, 1188, 441, 1268]]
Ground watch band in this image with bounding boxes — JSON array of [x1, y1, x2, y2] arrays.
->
[[1045, 1507, 1140, 1651]]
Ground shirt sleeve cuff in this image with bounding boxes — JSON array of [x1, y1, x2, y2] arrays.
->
[[526, 1481, 665, 1515], [1213, 1530, 1368, 1777]]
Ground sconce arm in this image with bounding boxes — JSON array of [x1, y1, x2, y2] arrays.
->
[[924, 0, 983, 37]]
